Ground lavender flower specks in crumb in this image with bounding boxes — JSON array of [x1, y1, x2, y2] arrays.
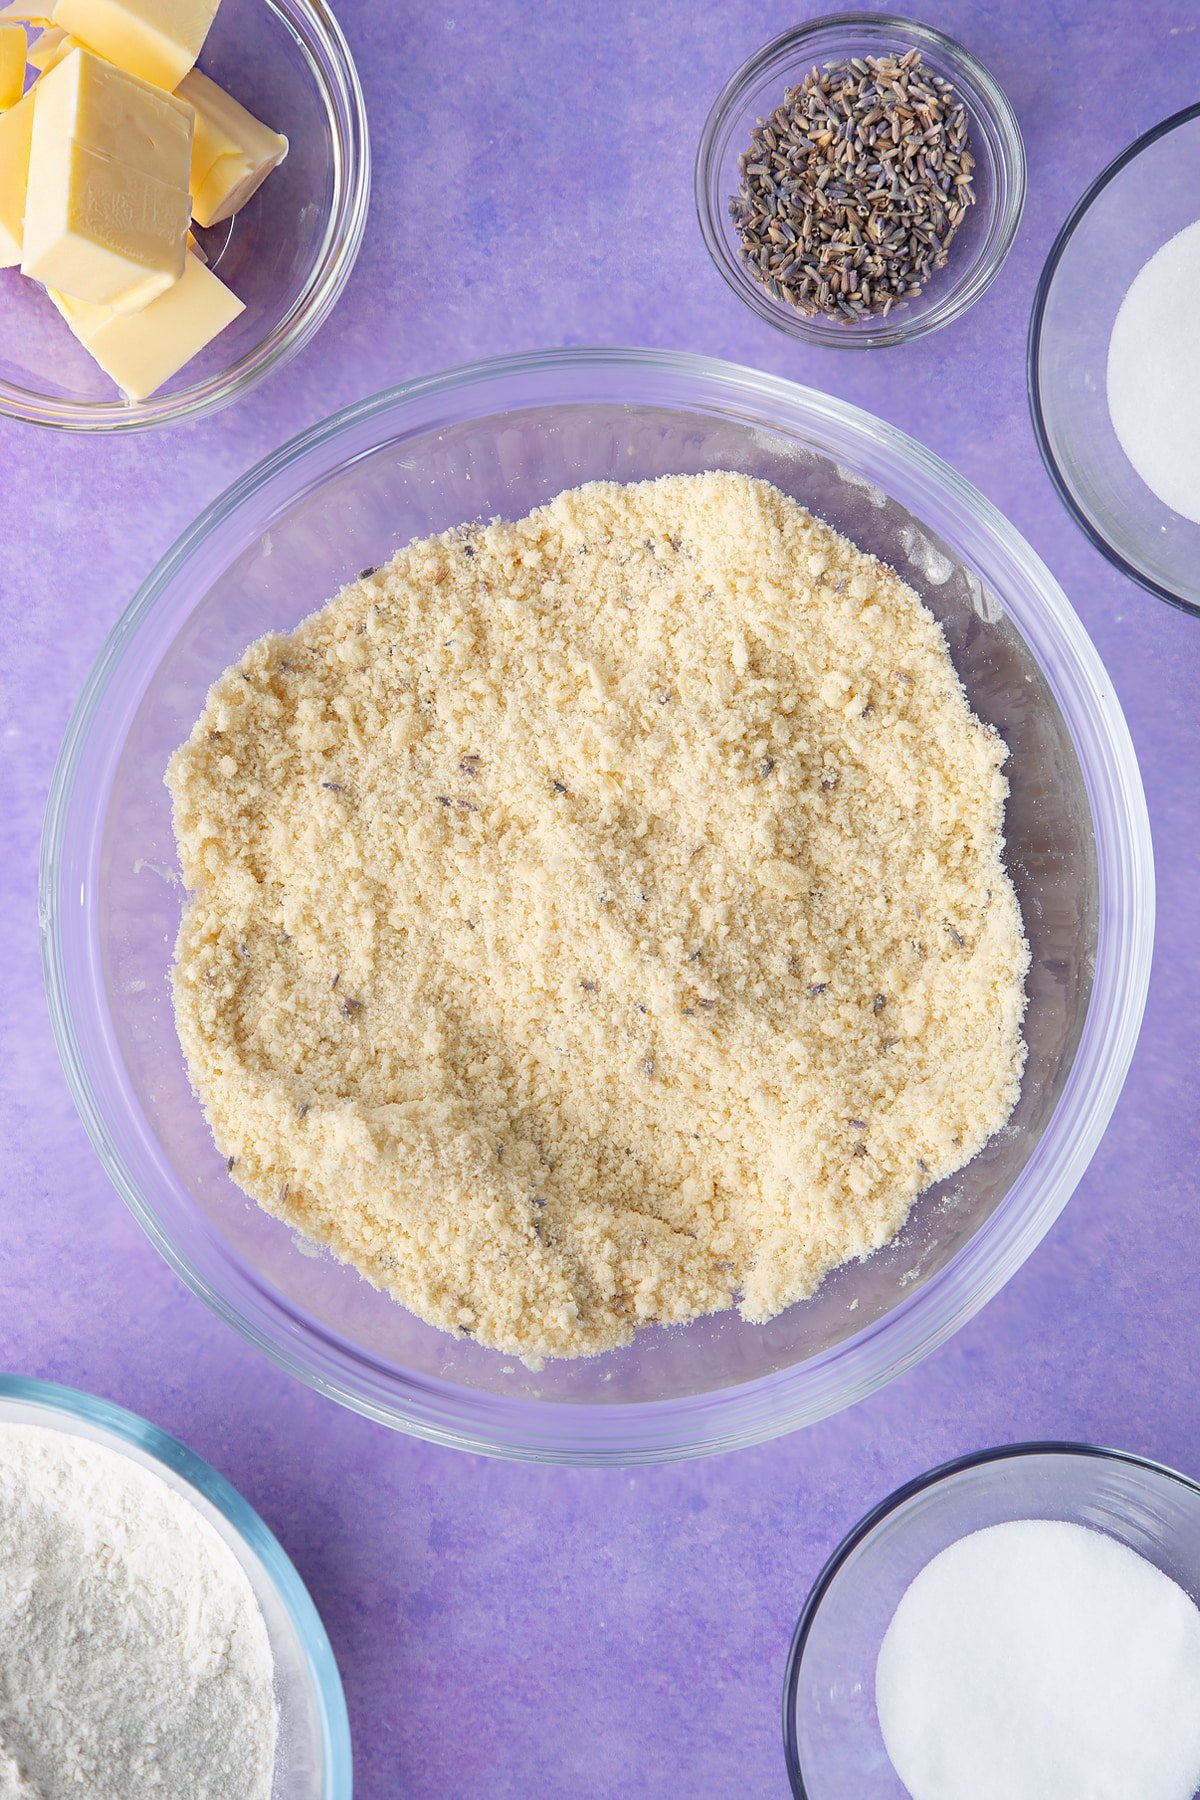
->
[[729, 48, 975, 324]]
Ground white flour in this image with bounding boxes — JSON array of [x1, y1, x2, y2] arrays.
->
[[0, 1424, 277, 1800]]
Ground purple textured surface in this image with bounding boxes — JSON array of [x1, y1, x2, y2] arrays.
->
[[1, 2, 1198, 1794]]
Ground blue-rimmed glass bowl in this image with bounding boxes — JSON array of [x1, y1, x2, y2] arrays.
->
[[0, 1375, 351, 1796]]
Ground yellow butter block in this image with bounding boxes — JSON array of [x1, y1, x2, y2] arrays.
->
[[43, 279, 85, 323], [0, 3, 50, 22], [52, 0, 218, 90], [47, 43, 192, 172], [23, 139, 192, 305], [177, 69, 287, 228], [0, 84, 35, 262], [47, 248, 243, 398], [0, 21, 25, 106], [24, 138, 192, 305], [21, 46, 191, 307], [27, 24, 77, 70]]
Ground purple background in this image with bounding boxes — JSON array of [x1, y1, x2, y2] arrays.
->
[[2, 2, 1198, 1793]]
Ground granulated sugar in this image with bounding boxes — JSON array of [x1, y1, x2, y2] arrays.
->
[[1107, 218, 1200, 525], [0, 1425, 277, 1799], [876, 1518, 1200, 1800], [168, 472, 1028, 1364]]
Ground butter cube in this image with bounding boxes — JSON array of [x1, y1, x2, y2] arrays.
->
[[177, 69, 287, 228], [24, 140, 192, 306], [21, 46, 192, 308], [46, 248, 243, 397], [51, 42, 192, 170], [52, 0, 219, 90], [0, 84, 35, 262], [0, 21, 24, 105], [27, 24, 77, 69], [0, 3, 51, 22]]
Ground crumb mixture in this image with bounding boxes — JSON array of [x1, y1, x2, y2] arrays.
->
[[167, 472, 1029, 1363]]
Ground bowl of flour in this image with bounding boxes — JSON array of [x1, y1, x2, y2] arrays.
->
[[39, 348, 1153, 1462], [0, 1376, 350, 1798]]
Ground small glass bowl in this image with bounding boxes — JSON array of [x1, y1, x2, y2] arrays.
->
[[0, 0, 369, 432], [783, 1442, 1200, 1796], [1029, 105, 1200, 620], [696, 12, 1025, 349], [0, 1374, 352, 1796]]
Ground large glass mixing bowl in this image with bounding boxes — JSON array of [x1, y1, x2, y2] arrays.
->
[[39, 349, 1153, 1463]]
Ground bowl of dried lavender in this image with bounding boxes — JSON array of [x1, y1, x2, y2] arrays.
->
[[696, 13, 1025, 348]]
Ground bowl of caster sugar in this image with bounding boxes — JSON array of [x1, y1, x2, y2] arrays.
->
[[0, 0, 369, 430], [785, 1442, 1200, 1800], [0, 1375, 351, 1799], [1030, 104, 1200, 618]]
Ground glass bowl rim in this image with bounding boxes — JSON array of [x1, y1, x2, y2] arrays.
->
[[0, 1371, 352, 1794], [39, 345, 1153, 1464], [694, 10, 1027, 350], [1027, 100, 1200, 622], [0, 0, 371, 434], [782, 1439, 1200, 1797]]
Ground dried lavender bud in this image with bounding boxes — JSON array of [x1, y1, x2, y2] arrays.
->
[[729, 49, 975, 323]]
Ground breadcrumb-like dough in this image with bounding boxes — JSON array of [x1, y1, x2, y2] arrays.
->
[[167, 473, 1028, 1364]]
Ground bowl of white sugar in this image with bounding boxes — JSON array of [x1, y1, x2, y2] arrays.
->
[[0, 1375, 350, 1798], [784, 1441, 1200, 1799], [1030, 104, 1200, 619]]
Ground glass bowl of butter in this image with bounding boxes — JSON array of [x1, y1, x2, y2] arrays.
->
[[0, 0, 369, 431]]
